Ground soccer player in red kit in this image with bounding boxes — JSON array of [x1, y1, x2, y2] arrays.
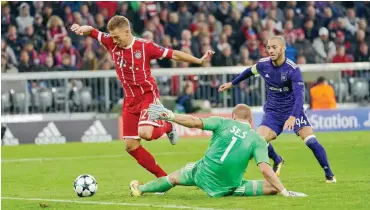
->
[[71, 16, 214, 178]]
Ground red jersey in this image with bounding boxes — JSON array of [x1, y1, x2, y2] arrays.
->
[[90, 29, 173, 98]]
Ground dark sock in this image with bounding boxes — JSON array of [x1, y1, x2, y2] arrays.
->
[[305, 136, 334, 177], [268, 143, 282, 163]]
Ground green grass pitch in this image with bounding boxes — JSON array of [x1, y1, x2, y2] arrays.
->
[[2, 131, 370, 210]]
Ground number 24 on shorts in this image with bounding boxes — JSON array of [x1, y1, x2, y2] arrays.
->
[[295, 116, 307, 127]]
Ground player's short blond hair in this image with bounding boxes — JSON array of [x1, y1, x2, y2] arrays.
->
[[107, 15, 130, 31], [232, 104, 252, 121], [268, 36, 286, 47]]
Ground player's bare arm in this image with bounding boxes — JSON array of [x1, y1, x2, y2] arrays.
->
[[172, 50, 215, 65], [258, 163, 285, 193], [147, 104, 203, 129], [258, 162, 304, 196], [172, 114, 204, 129], [70, 24, 93, 36]]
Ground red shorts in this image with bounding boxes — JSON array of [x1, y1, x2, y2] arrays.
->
[[122, 92, 161, 139]]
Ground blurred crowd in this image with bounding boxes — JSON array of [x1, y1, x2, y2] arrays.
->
[[2, 1, 369, 74], [1, 1, 370, 110]]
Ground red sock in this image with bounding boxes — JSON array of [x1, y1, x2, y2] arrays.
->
[[128, 145, 167, 178], [150, 121, 173, 140], [163, 121, 173, 133]]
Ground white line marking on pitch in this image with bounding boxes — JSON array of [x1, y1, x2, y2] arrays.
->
[[2, 152, 202, 163], [1, 197, 237, 210]]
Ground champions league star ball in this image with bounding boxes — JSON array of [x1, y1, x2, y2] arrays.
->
[[73, 174, 98, 197]]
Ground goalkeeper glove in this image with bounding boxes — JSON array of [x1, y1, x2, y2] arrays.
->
[[148, 103, 175, 121], [280, 189, 307, 197]]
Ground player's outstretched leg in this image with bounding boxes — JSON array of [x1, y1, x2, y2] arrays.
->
[[130, 176, 174, 197], [138, 121, 179, 145], [130, 163, 197, 196], [232, 180, 278, 196], [165, 121, 179, 145], [305, 135, 336, 183], [267, 143, 284, 176], [129, 180, 143, 196], [299, 128, 336, 183], [257, 126, 284, 176], [126, 139, 167, 178]]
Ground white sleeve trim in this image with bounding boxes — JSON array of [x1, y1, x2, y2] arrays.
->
[[98, 32, 102, 44], [122, 136, 140, 140], [160, 48, 169, 60], [138, 121, 162, 127]]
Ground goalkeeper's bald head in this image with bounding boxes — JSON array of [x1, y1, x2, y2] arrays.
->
[[232, 104, 253, 124]]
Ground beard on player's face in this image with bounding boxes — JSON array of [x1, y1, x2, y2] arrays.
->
[[268, 47, 283, 61], [272, 53, 281, 61]]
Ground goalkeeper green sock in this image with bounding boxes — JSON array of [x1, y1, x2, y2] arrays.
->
[[232, 180, 264, 196], [138, 176, 174, 193]]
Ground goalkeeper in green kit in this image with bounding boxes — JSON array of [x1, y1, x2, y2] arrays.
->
[[129, 103, 307, 198]]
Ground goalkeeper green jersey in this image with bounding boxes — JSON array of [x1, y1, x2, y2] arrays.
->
[[194, 116, 269, 197]]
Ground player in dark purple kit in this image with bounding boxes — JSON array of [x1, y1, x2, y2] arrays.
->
[[219, 36, 336, 183]]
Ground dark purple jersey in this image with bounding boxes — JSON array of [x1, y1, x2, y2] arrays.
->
[[232, 57, 305, 118]]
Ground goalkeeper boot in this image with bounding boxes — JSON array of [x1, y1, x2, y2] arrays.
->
[[273, 156, 285, 177], [325, 176, 337, 183], [166, 122, 179, 145], [129, 180, 142, 197]]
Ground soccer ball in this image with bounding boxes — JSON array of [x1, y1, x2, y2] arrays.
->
[[73, 174, 98, 197]]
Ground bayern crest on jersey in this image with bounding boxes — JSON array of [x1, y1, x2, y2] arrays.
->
[[134, 50, 142, 59]]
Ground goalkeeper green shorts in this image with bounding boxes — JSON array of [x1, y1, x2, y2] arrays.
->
[[178, 162, 197, 186], [178, 162, 264, 197]]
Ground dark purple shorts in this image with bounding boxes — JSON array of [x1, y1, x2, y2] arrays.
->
[[259, 111, 311, 136]]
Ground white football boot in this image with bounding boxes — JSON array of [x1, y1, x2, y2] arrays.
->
[[166, 122, 179, 145]]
